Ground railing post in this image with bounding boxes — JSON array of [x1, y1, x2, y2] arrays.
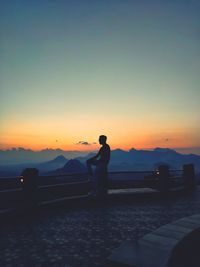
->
[[158, 165, 170, 194], [21, 168, 39, 208], [183, 164, 196, 190]]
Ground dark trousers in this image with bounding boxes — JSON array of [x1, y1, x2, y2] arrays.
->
[[87, 159, 108, 197]]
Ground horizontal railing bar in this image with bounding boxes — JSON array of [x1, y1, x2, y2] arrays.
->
[[40, 193, 89, 206], [39, 180, 90, 189], [0, 176, 184, 194], [39, 172, 89, 178], [0, 176, 22, 180], [0, 180, 91, 192], [0, 169, 183, 180], [109, 171, 155, 175], [0, 188, 22, 193], [0, 176, 184, 190]]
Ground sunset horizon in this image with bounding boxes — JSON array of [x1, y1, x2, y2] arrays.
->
[[1, 144, 200, 156]]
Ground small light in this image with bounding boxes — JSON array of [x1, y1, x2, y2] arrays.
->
[[20, 176, 24, 183], [156, 171, 159, 175]]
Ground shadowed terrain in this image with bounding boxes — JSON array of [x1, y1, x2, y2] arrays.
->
[[1, 187, 200, 266]]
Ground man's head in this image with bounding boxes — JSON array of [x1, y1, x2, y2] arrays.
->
[[99, 135, 107, 145]]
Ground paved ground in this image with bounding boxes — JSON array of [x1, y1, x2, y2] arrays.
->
[[0, 187, 200, 267]]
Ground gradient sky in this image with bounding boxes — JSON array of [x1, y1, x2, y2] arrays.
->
[[0, 0, 200, 153]]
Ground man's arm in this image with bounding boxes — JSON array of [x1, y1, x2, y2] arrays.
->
[[86, 149, 101, 175], [89, 150, 100, 161]]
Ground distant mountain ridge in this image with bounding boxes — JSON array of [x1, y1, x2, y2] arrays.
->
[[76, 148, 200, 173], [109, 148, 200, 172], [0, 148, 200, 177], [0, 148, 89, 164], [0, 155, 68, 176], [48, 159, 87, 175], [36, 155, 68, 172]]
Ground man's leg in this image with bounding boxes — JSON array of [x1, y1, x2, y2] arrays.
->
[[102, 171, 108, 197], [96, 164, 108, 198], [87, 159, 98, 196], [100, 171, 108, 198]]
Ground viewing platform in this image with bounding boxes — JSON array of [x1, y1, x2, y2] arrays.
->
[[0, 164, 198, 266], [0, 185, 200, 266]]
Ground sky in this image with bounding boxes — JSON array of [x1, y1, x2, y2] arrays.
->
[[0, 0, 200, 154]]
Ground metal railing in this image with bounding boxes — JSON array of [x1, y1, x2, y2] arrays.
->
[[0, 169, 183, 191], [0, 164, 196, 211]]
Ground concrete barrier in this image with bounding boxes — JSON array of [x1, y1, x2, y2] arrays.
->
[[107, 214, 200, 267]]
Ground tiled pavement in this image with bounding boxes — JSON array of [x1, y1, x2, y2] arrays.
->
[[1, 188, 200, 267]]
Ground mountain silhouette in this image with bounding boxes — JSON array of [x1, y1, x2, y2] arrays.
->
[[51, 155, 67, 163], [48, 159, 87, 175], [37, 155, 68, 172], [1, 148, 200, 178], [0, 148, 88, 165], [0, 155, 68, 176], [76, 148, 200, 174]]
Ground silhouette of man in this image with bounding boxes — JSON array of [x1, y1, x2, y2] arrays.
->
[[87, 135, 110, 197]]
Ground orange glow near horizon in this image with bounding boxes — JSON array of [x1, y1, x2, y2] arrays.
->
[[1, 111, 199, 152], [1, 122, 199, 153]]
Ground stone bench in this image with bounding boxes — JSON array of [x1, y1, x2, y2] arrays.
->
[[107, 214, 200, 267]]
